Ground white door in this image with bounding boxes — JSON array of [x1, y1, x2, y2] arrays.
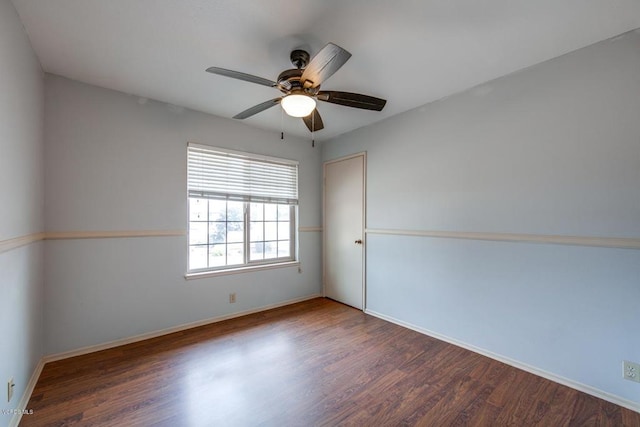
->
[[324, 154, 365, 309]]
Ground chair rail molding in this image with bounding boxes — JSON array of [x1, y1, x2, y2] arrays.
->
[[365, 228, 640, 250]]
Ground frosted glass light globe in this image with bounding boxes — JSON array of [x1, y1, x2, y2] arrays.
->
[[281, 94, 316, 117]]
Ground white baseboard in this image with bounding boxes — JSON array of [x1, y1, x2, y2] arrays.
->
[[9, 358, 45, 427], [365, 309, 640, 414], [44, 294, 322, 363]]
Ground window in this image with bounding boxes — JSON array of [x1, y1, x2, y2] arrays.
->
[[187, 143, 298, 273]]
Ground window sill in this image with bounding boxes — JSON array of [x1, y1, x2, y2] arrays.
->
[[185, 261, 300, 280]]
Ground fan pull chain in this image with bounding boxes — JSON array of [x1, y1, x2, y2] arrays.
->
[[312, 111, 315, 148], [280, 107, 284, 140]]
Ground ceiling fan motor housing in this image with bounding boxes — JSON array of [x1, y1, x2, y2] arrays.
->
[[290, 49, 310, 69], [277, 50, 317, 94], [277, 68, 319, 95]]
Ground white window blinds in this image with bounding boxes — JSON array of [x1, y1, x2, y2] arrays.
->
[[187, 143, 299, 205]]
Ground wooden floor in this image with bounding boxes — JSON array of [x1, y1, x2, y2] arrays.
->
[[21, 298, 640, 427]]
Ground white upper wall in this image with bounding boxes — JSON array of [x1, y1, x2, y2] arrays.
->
[[325, 30, 640, 238], [0, 0, 43, 239], [44, 75, 322, 232]]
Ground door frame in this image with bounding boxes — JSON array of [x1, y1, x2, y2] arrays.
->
[[322, 152, 367, 311]]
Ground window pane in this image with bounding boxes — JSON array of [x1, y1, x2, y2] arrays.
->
[[250, 242, 264, 261], [250, 203, 263, 221], [208, 222, 226, 244], [189, 222, 208, 245], [278, 241, 290, 258], [277, 205, 290, 221], [227, 222, 244, 244], [208, 199, 226, 221], [264, 222, 277, 241], [264, 203, 277, 221], [264, 242, 278, 259], [190, 198, 208, 221], [209, 244, 226, 267], [228, 201, 244, 221], [227, 243, 244, 265], [250, 221, 264, 242], [189, 246, 207, 270], [278, 222, 290, 241]]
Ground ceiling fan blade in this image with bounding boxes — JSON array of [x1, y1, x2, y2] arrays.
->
[[233, 98, 282, 119], [317, 91, 387, 111], [206, 67, 276, 87], [300, 43, 351, 88], [302, 109, 324, 132]]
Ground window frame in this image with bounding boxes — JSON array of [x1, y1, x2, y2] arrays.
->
[[186, 144, 299, 276]]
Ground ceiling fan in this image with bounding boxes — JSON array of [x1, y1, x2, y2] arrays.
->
[[206, 43, 387, 133]]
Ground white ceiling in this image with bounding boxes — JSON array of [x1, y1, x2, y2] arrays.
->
[[11, 0, 640, 141]]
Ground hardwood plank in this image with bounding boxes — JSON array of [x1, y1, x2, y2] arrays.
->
[[20, 298, 640, 426]]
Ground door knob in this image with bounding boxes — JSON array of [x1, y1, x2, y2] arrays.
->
[[354, 239, 363, 244]]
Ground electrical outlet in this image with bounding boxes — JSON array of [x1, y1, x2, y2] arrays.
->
[[7, 378, 14, 402], [229, 293, 236, 303], [623, 360, 640, 383]]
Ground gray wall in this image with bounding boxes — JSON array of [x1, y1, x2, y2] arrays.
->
[[43, 75, 322, 355], [323, 30, 640, 404], [0, 0, 44, 425]]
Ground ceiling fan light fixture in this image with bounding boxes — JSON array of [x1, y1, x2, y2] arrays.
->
[[281, 93, 316, 117], [206, 43, 385, 133]]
